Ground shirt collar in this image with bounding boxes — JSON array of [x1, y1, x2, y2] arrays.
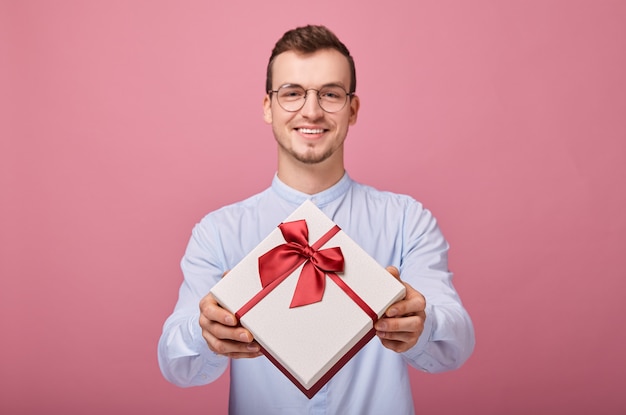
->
[[271, 172, 353, 207]]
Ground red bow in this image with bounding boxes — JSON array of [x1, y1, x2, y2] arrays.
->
[[258, 220, 344, 308]]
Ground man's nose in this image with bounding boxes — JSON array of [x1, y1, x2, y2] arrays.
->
[[300, 90, 324, 118]]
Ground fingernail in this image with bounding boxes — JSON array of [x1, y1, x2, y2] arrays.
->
[[387, 308, 398, 317], [225, 315, 234, 325], [377, 322, 387, 331], [247, 343, 259, 352], [239, 333, 249, 342]]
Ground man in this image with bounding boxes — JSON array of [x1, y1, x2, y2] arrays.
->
[[158, 25, 475, 414]]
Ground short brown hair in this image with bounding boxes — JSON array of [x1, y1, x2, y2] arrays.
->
[[265, 25, 356, 94]]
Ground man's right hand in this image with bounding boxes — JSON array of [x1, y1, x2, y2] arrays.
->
[[199, 291, 262, 359]]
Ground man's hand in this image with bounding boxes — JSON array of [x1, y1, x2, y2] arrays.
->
[[374, 266, 427, 353], [199, 272, 262, 359]]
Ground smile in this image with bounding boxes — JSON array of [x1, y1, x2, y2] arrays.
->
[[298, 128, 325, 134]]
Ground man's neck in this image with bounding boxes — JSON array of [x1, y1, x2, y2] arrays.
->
[[277, 159, 345, 195]]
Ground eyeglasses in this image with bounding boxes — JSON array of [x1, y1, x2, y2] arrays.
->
[[268, 84, 354, 113]]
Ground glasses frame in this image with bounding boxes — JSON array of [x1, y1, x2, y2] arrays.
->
[[268, 84, 355, 114]]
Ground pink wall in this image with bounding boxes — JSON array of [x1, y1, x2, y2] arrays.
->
[[2, 1, 625, 414]]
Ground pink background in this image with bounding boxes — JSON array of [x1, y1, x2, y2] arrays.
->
[[2, 1, 625, 414]]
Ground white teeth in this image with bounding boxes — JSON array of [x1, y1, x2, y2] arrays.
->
[[299, 128, 324, 134]]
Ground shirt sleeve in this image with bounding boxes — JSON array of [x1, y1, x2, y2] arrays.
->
[[398, 200, 475, 373], [157, 217, 230, 387]]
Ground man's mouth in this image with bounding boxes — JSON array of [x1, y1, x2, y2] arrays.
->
[[297, 128, 325, 134]]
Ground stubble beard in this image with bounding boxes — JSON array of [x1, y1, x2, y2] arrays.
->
[[291, 146, 335, 165], [275, 136, 337, 165]]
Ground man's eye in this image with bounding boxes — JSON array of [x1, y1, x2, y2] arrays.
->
[[280, 89, 304, 99], [321, 90, 343, 100]]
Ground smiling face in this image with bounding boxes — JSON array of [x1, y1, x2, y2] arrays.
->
[[263, 49, 360, 169]]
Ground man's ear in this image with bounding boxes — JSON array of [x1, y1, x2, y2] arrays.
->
[[348, 94, 360, 126], [263, 94, 273, 124]]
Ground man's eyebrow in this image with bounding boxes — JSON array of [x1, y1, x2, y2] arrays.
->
[[320, 82, 348, 89], [278, 82, 348, 89], [278, 83, 304, 89]]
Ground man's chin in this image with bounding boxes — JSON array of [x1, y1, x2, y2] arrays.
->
[[292, 151, 332, 165], [277, 140, 335, 165]]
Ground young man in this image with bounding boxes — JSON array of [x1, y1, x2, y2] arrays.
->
[[158, 25, 475, 414]]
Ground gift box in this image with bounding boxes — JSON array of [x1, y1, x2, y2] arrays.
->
[[209, 199, 406, 398]]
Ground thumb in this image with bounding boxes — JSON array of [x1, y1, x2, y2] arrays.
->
[[385, 266, 400, 280]]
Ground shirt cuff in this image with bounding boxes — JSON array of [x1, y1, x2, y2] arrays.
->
[[185, 313, 230, 385]]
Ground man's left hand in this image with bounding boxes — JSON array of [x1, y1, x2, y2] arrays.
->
[[374, 266, 427, 353]]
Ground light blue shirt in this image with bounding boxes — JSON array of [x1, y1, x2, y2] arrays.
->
[[158, 173, 475, 415]]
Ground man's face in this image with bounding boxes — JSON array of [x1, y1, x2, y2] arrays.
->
[[263, 49, 359, 166]]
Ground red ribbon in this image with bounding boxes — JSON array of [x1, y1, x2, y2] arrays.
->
[[258, 220, 344, 308]]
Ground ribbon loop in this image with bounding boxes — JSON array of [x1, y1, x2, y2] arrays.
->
[[258, 220, 343, 308]]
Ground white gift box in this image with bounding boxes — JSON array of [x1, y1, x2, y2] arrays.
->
[[210, 200, 406, 398]]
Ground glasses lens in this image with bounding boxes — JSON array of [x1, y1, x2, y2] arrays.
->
[[318, 86, 348, 113], [276, 86, 306, 112], [275, 85, 349, 113]]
